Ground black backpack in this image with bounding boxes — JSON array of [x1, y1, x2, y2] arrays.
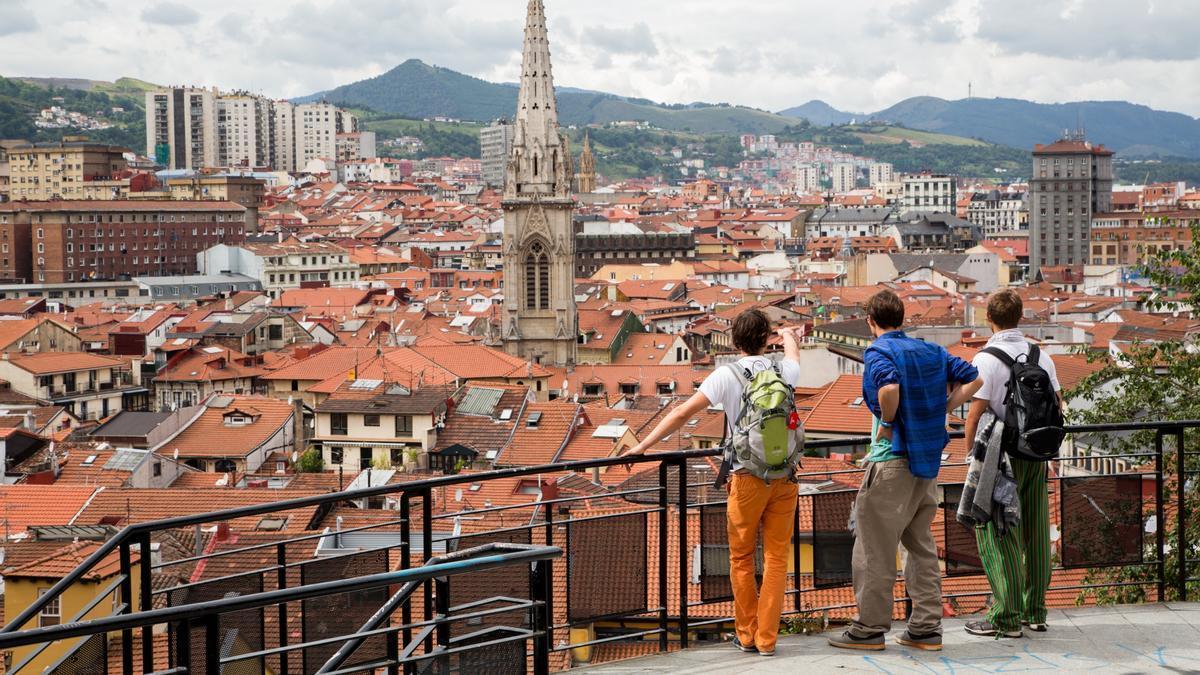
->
[[982, 343, 1065, 462]]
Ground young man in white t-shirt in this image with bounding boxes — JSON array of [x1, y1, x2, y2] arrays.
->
[[623, 308, 803, 657], [962, 289, 1061, 638]]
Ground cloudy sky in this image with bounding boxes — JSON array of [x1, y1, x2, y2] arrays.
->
[[2, 0, 1199, 116]]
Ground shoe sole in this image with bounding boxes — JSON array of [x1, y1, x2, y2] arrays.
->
[[757, 651, 775, 657], [1023, 624, 1047, 632], [895, 637, 943, 651], [828, 639, 885, 651], [966, 628, 1023, 638]]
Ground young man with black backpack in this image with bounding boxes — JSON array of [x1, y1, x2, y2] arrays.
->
[[963, 289, 1064, 638]]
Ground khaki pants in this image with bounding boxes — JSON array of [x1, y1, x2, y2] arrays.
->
[[727, 473, 799, 652], [849, 459, 942, 637]]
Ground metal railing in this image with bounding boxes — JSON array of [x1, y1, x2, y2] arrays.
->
[[1, 420, 1198, 674]]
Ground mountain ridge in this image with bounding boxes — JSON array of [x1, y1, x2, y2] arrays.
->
[[781, 96, 1200, 158]]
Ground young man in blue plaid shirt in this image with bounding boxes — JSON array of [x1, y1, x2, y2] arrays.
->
[[830, 289, 981, 652]]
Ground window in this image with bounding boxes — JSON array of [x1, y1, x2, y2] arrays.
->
[[364, 414, 380, 427], [331, 413, 348, 435], [525, 241, 550, 310], [38, 589, 60, 627], [330, 447, 343, 465], [395, 415, 413, 436]]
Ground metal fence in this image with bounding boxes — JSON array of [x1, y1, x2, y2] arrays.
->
[[0, 421, 1197, 674]]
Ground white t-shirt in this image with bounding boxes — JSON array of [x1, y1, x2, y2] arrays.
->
[[972, 329, 1061, 420], [699, 355, 802, 441]]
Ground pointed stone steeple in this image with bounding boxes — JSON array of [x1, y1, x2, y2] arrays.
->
[[506, 0, 570, 200], [576, 129, 596, 193], [501, 0, 577, 369]]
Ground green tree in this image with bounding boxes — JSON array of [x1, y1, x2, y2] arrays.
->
[[295, 448, 325, 473], [1071, 226, 1200, 604]]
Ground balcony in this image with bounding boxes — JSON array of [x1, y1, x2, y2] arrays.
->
[[2, 420, 1199, 674]]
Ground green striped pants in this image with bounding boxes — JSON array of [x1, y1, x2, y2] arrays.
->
[[974, 457, 1051, 632]]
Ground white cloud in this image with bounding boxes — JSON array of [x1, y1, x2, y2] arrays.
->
[[0, 0, 1197, 116], [140, 2, 200, 26]]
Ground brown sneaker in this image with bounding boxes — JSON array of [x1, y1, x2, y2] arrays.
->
[[828, 630, 885, 651], [895, 630, 942, 651]]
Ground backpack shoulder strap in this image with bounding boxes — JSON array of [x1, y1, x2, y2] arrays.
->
[[1025, 343, 1041, 365], [982, 346, 1015, 368], [724, 363, 751, 385]]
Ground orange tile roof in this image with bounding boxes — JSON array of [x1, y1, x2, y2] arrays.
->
[[409, 344, 552, 380], [154, 346, 265, 383], [800, 374, 872, 435], [5, 351, 126, 375], [610, 333, 686, 366], [0, 485, 100, 534], [493, 401, 580, 466], [156, 395, 294, 459], [5, 540, 135, 580]]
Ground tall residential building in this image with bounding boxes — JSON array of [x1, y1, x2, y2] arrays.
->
[[967, 190, 1028, 235], [145, 87, 218, 170], [1030, 137, 1114, 272], [480, 119, 515, 188], [793, 163, 819, 193], [147, 90, 359, 172], [216, 94, 275, 168], [830, 162, 857, 193], [575, 130, 596, 193], [901, 172, 957, 215], [5, 140, 129, 200], [336, 132, 377, 163], [500, 0, 577, 367], [274, 101, 298, 173], [868, 162, 894, 186]]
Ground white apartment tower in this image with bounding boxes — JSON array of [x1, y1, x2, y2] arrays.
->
[[145, 87, 218, 170], [830, 162, 858, 193]]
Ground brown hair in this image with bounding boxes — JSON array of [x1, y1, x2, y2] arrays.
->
[[865, 290, 905, 330], [987, 289, 1023, 329], [732, 308, 771, 355]]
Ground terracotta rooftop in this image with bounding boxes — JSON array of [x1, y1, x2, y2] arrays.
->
[[5, 540, 135, 580], [155, 395, 294, 459], [3, 351, 126, 375]]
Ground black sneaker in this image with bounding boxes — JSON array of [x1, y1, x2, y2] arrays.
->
[[732, 636, 756, 653], [895, 630, 943, 651], [1022, 620, 1047, 632], [828, 630, 885, 651], [965, 620, 1022, 638]]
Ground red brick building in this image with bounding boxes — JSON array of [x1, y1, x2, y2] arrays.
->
[[0, 200, 247, 283]]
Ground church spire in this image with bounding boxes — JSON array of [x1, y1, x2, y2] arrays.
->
[[507, 0, 569, 199], [576, 129, 596, 193]]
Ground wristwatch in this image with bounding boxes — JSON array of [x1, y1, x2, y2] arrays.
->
[[879, 420, 894, 429]]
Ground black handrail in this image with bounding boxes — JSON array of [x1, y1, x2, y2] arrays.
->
[[6, 418, 1200, 674], [0, 543, 560, 652]]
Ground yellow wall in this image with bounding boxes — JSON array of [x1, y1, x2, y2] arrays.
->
[[6, 570, 141, 673]]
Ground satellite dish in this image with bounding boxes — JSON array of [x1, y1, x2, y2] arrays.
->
[[291, 451, 299, 462], [454, 488, 463, 503], [173, 448, 179, 460]]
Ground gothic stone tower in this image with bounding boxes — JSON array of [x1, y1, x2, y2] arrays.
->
[[576, 130, 597, 194], [501, 0, 577, 367]]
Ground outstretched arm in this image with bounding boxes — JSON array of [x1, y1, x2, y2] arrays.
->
[[621, 391, 712, 458]]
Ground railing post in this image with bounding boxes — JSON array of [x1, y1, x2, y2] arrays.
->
[[400, 493, 413, 675], [658, 462, 669, 653], [676, 458, 689, 650], [543, 493, 555, 656], [422, 488, 434, 654], [434, 574, 451, 672], [531, 558, 552, 675], [138, 531, 153, 674], [118, 539, 134, 675], [204, 614, 220, 675], [386, 627, 400, 675], [1157, 431, 1167, 602], [175, 618, 191, 672], [276, 542, 289, 675], [1178, 430, 1188, 602]]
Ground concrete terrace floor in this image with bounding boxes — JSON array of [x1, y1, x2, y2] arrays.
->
[[580, 603, 1200, 674]]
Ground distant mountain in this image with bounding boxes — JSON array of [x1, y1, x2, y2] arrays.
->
[[300, 59, 794, 134], [777, 100, 858, 126], [780, 96, 1200, 158]]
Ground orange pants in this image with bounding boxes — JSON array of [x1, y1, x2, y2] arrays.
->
[[727, 473, 798, 652]]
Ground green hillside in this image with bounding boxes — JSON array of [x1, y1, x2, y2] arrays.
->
[[0, 75, 147, 149], [301, 59, 793, 134]]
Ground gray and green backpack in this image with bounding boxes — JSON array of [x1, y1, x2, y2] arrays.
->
[[719, 363, 804, 485]]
